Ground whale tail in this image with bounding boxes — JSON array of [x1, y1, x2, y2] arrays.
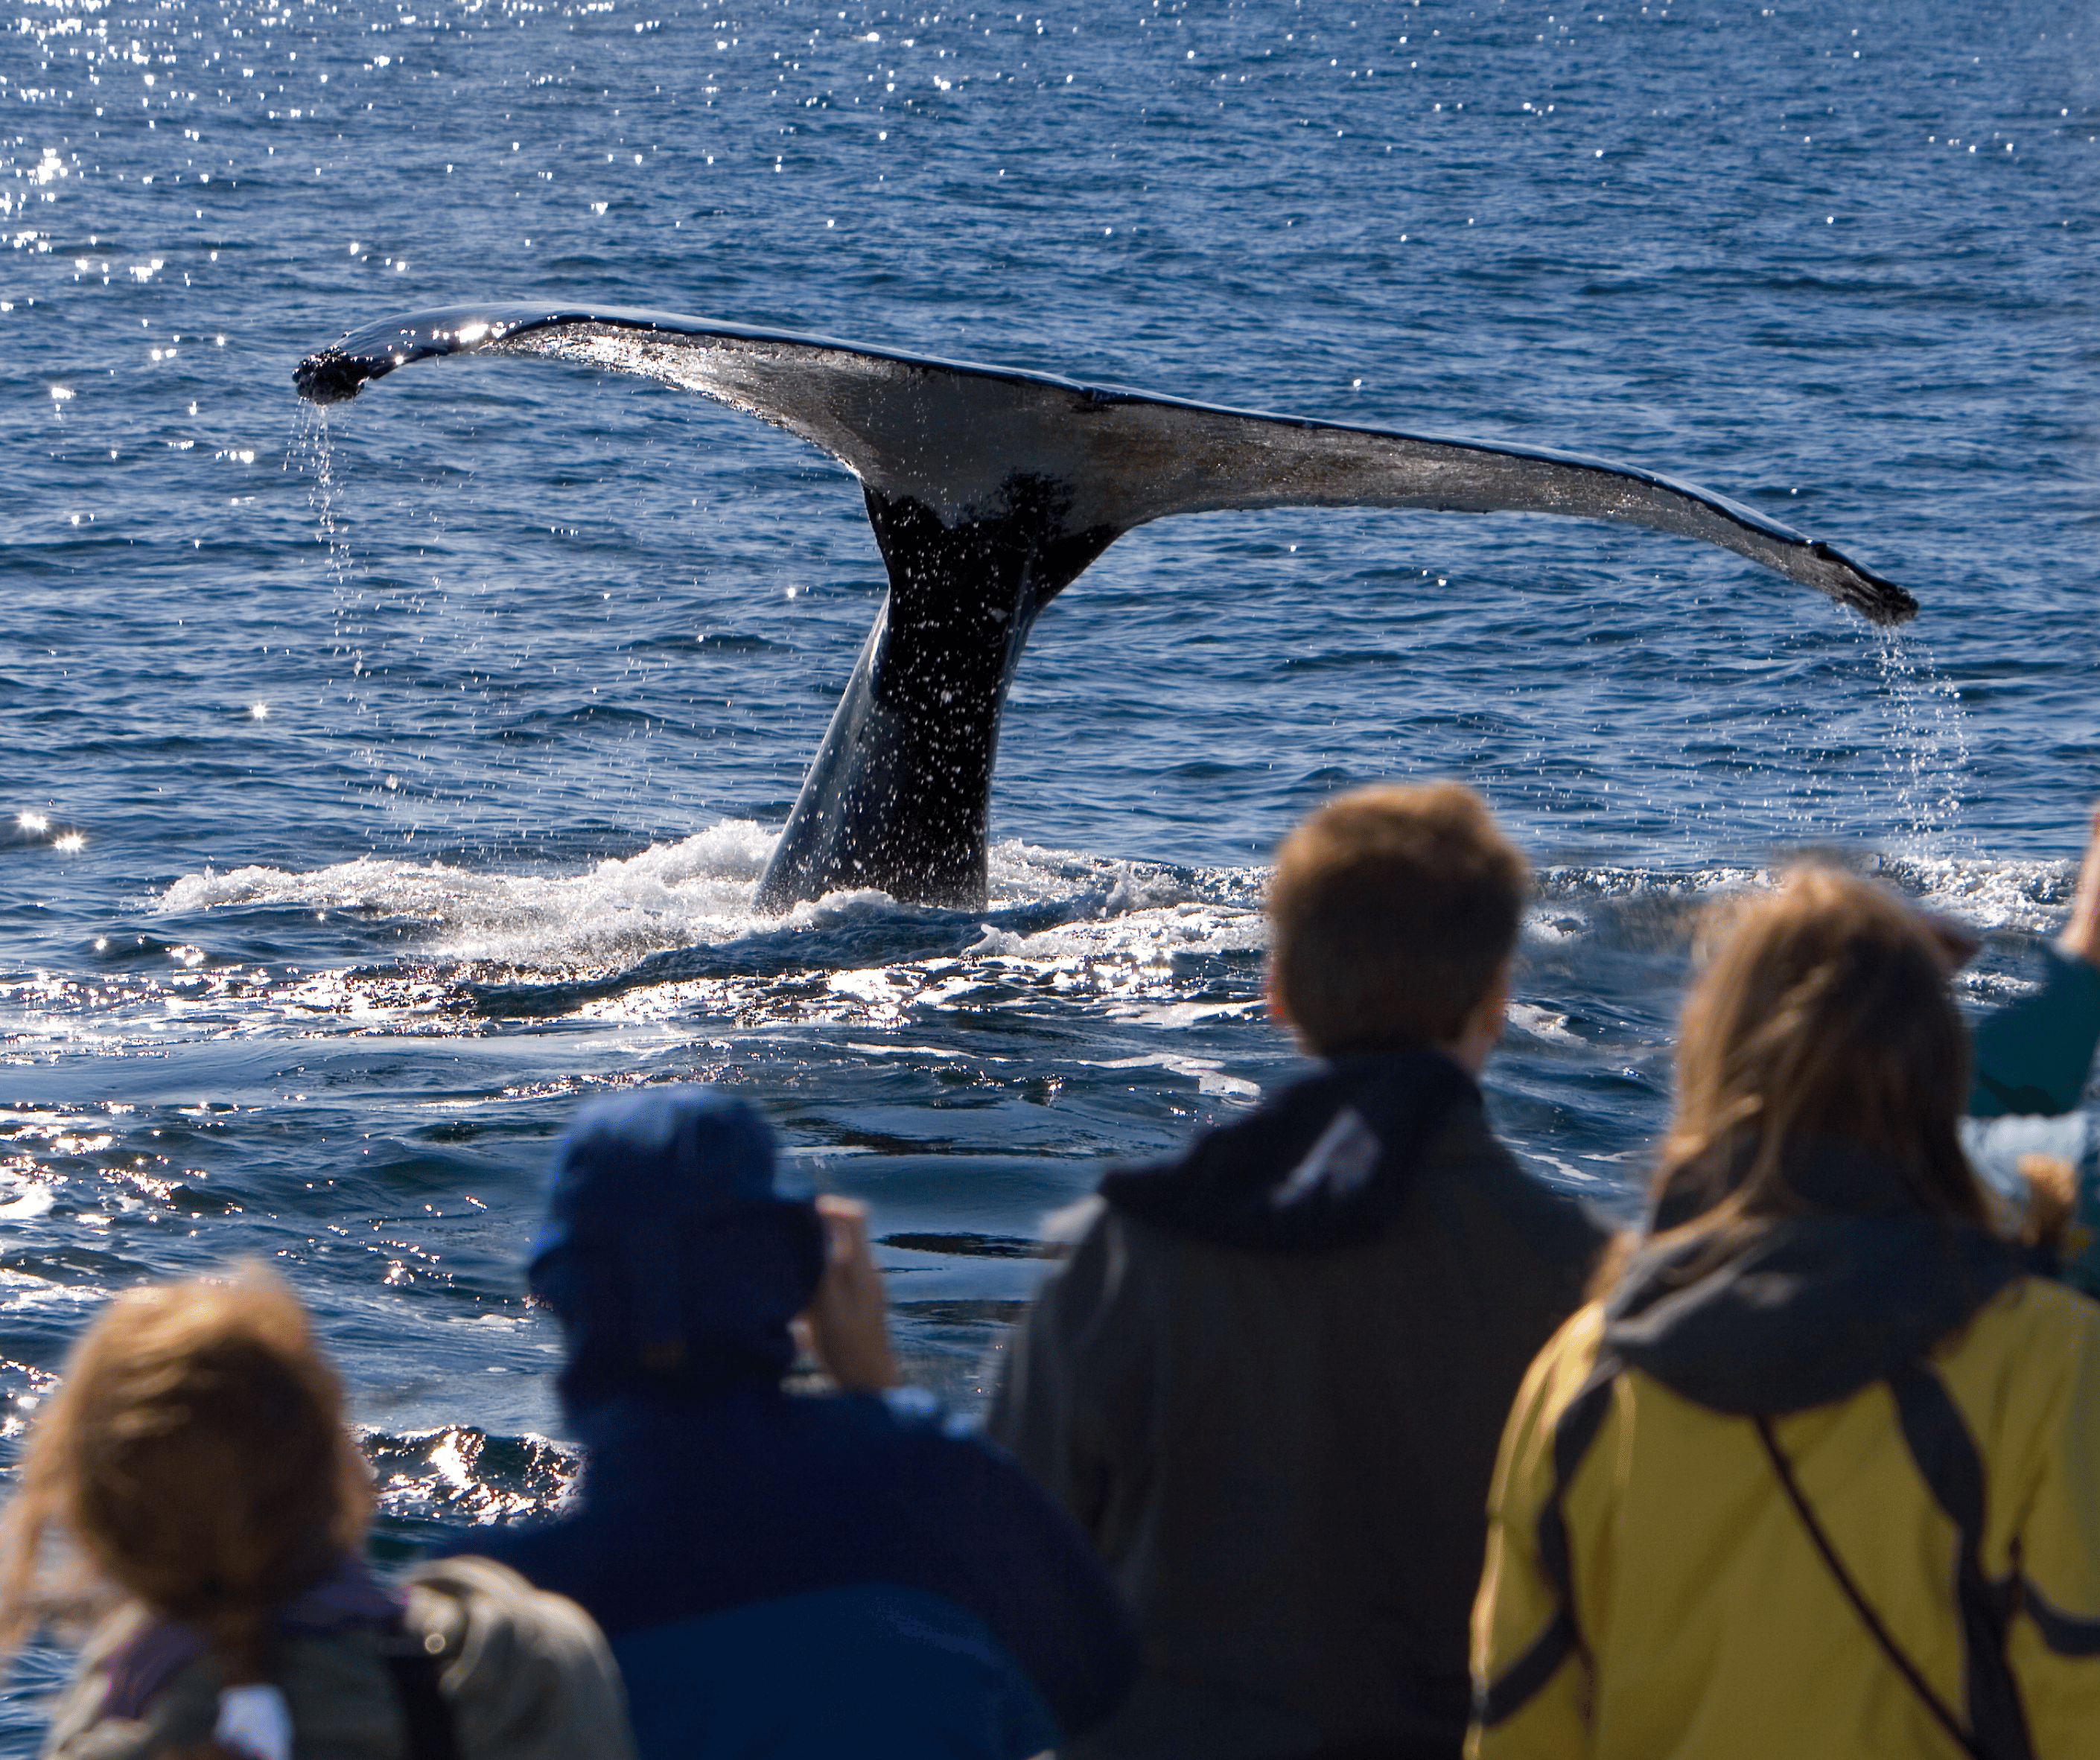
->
[[296, 306, 1920, 909]]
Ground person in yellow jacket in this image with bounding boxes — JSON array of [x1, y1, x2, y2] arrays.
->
[[1469, 864, 2100, 1760]]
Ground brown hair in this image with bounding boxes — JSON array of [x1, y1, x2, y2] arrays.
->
[[0, 1266, 371, 1684], [1268, 783, 1529, 1055], [1650, 864, 1988, 1249]]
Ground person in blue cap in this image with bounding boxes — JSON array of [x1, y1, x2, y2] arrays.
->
[[471, 1084, 1137, 1760]]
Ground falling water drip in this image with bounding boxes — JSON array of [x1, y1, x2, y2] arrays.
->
[[1874, 625, 1970, 849], [291, 400, 368, 710], [292, 400, 353, 591]]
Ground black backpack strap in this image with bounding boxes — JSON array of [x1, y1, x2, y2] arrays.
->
[[1887, 1362, 2035, 1760], [381, 1627, 462, 1760], [1754, 1415, 1981, 1758], [1756, 1386, 2033, 1760]]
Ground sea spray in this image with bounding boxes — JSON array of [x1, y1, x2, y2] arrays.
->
[[291, 397, 369, 721], [290, 399, 354, 592], [1874, 625, 1971, 851]]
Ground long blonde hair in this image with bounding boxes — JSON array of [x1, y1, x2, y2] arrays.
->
[[0, 1266, 371, 1684], [1652, 864, 1987, 1245]]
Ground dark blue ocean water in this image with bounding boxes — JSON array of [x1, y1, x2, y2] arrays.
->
[[2, 0, 2097, 1739]]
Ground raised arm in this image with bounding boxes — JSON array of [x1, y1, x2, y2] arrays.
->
[[1971, 808, 2100, 1119]]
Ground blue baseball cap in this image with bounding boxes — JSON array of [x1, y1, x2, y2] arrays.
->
[[528, 1087, 826, 1412]]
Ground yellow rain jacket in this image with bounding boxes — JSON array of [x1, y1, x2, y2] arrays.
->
[[1469, 1147, 2100, 1760]]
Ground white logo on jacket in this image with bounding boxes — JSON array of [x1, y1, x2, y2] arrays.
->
[[1271, 1109, 1382, 1209]]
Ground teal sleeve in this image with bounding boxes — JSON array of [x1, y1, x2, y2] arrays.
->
[[1970, 944, 2100, 1118]]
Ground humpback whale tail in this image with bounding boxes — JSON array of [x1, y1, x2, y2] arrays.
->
[[296, 307, 1919, 911]]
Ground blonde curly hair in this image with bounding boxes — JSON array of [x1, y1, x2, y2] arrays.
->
[[0, 1266, 371, 1687]]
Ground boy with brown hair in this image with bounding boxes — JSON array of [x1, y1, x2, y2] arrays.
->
[[988, 783, 1606, 1760]]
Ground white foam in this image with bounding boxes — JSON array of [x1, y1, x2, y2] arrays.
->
[[1540, 854, 2081, 940], [157, 823, 777, 968], [1537, 863, 1763, 901], [1084, 1053, 1261, 1098], [1507, 1003, 1583, 1046], [139, 834, 2084, 1013], [845, 1042, 973, 1059], [0, 1265, 103, 1314], [1886, 854, 2075, 936], [0, 1181, 55, 1222], [145, 829, 1264, 991]]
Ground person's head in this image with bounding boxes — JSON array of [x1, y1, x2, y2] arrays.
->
[[1656, 863, 1986, 1231], [528, 1086, 825, 1418], [1267, 782, 1529, 1059], [0, 1266, 369, 1682]]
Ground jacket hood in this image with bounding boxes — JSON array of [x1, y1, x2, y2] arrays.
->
[[97, 1555, 400, 1722], [529, 1087, 824, 1415], [1604, 1141, 2026, 1415], [1096, 1049, 1479, 1251]]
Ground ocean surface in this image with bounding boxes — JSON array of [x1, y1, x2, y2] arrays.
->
[[2, 0, 2097, 1735]]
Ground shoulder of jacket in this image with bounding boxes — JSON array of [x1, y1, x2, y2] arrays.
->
[[1547, 1298, 1611, 1372], [1040, 1193, 1174, 1287], [1421, 1103, 1544, 1191], [1040, 1190, 1108, 1251], [1912, 1278, 2100, 1493], [1946, 1274, 2100, 1371], [1008, 1199, 1178, 1386], [1520, 1301, 1616, 1424], [1489, 1304, 1618, 1512], [2013, 1272, 2100, 1326], [402, 1554, 610, 1684], [1416, 1108, 1612, 1249], [41, 1605, 200, 1760], [403, 1555, 634, 1760], [66, 1600, 155, 1679]]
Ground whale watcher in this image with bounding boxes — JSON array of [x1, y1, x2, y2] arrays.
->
[[1961, 809, 2100, 1292], [1469, 864, 2100, 1760], [0, 1267, 631, 1760], [988, 783, 1609, 1760], [465, 1085, 1137, 1760]]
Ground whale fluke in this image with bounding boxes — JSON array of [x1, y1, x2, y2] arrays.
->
[[296, 305, 1921, 910]]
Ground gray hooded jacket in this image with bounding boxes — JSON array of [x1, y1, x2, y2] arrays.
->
[[43, 1555, 633, 1760], [988, 1051, 1606, 1760]]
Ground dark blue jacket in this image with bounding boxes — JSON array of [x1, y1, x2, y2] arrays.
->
[[479, 1385, 1135, 1759], [471, 1086, 1136, 1760]]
